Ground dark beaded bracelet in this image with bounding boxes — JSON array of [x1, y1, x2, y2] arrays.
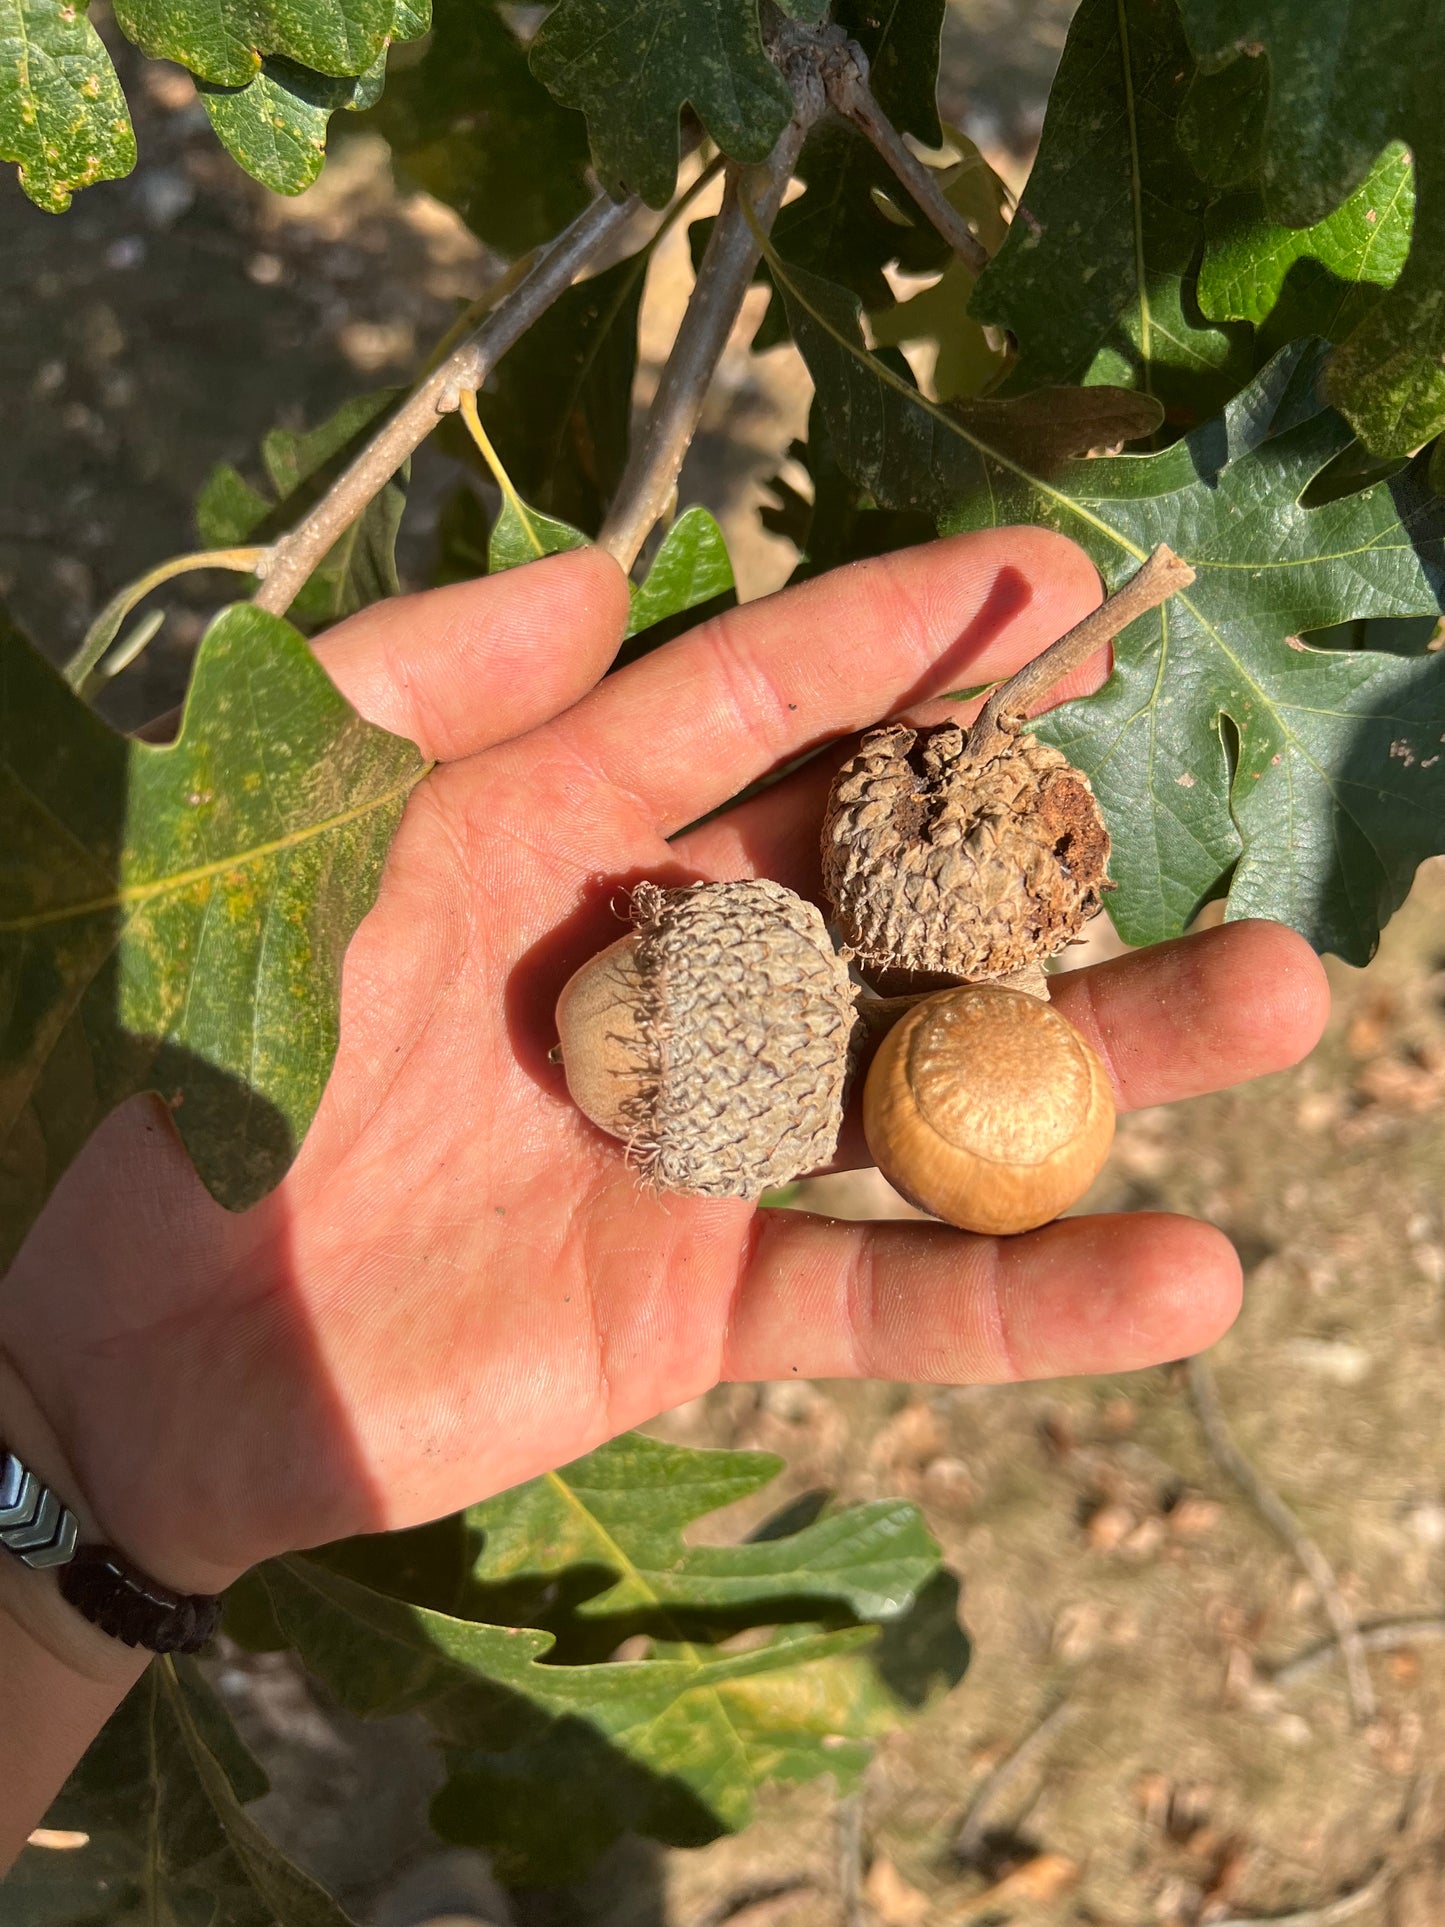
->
[[1, 1445, 221, 1656]]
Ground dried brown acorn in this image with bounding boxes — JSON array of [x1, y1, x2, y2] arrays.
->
[[823, 545, 1195, 987], [555, 878, 857, 1200], [822, 719, 1110, 982]]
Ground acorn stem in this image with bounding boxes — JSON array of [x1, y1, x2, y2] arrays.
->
[[961, 544, 1196, 769]]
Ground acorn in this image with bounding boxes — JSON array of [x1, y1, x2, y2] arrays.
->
[[554, 879, 857, 1200], [862, 982, 1115, 1235], [822, 719, 1110, 983], [821, 545, 1195, 988]]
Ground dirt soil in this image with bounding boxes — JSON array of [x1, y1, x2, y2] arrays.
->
[[7, 3, 1445, 1925]]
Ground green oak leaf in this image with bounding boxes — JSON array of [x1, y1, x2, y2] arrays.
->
[[748, 120, 951, 349], [464, 250, 647, 536], [0, 0, 135, 212], [197, 391, 407, 626], [200, 50, 387, 193], [112, 0, 393, 88], [969, 0, 1254, 427], [761, 402, 936, 585], [481, 487, 734, 646], [624, 509, 734, 640], [738, 0, 950, 344], [487, 496, 591, 573], [463, 1432, 939, 1633], [834, 0, 945, 145], [769, 253, 1445, 961], [359, 0, 592, 255], [530, 0, 792, 207], [0, 604, 424, 1269], [229, 1434, 954, 1882], [1178, 0, 1445, 456], [4, 1660, 359, 1927], [869, 137, 1012, 403], [1199, 143, 1414, 357]]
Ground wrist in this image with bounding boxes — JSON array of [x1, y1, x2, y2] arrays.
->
[[0, 1352, 221, 1684], [0, 1395, 152, 1692]]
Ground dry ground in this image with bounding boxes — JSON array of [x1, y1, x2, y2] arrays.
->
[[5, 3, 1444, 1924]]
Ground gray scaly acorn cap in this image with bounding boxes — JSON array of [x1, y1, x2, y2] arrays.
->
[[557, 878, 858, 1200], [821, 721, 1111, 983]]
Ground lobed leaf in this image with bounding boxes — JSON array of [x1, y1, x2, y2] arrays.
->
[[868, 137, 1011, 404], [465, 1431, 940, 1631], [5, 1660, 359, 1927], [0, 0, 135, 213], [969, 0, 1255, 426], [0, 604, 424, 1268], [229, 1433, 955, 1883], [751, 120, 952, 349], [112, 0, 395, 89], [1198, 144, 1414, 350], [770, 250, 1445, 962], [200, 51, 387, 194], [529, 0, 792, 207], [1178, 0, 1445, 456]]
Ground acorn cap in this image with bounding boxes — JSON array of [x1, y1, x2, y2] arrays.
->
[[821, 722, 1110, 982], [558, 879, 858, 1200]]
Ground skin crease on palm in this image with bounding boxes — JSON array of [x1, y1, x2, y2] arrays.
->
[[0, 529, 1331, 1604]]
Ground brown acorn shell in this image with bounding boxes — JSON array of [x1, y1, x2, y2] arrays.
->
[[862, 984, 1115, 1235], [822, 722, 1110, 982], [557, 879, 858, 1201]]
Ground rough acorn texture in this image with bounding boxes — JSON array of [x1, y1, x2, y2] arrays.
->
[[620, 879, 857, 1200], [822, 722, 1111, 981]]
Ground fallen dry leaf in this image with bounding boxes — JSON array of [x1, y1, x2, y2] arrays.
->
[[936, 1853, 1079, 1923], [863, 1853, 931, 1926]]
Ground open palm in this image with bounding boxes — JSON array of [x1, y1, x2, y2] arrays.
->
[[0, 531, 1328, 1598]]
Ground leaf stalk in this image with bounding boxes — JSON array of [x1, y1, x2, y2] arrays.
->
[[65, 547, 268, 699]]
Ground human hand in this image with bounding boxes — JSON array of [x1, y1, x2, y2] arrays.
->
[[0, 531, 1328, 1603]]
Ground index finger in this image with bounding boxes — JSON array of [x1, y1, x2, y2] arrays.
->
[[548, 527, 1102, 834]]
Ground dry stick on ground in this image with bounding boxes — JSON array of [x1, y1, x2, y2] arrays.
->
[[1207, 1774, 1435, 1927], [1186, 1353, 1377, 1724], [953, 1698, 1076, 1864], [596, 118, 810, 573], [251, 188, 641, 617], [835, 1789, 868, 1927], [1207, 1860, 1395, 1927], [1271, 1614, 1445, 1690]]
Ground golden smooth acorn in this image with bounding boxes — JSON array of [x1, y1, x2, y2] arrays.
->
[[862, 983, 1115, 1235]]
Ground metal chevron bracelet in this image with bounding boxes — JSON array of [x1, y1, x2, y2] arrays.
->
[[0, 1443, 221, 1655]]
